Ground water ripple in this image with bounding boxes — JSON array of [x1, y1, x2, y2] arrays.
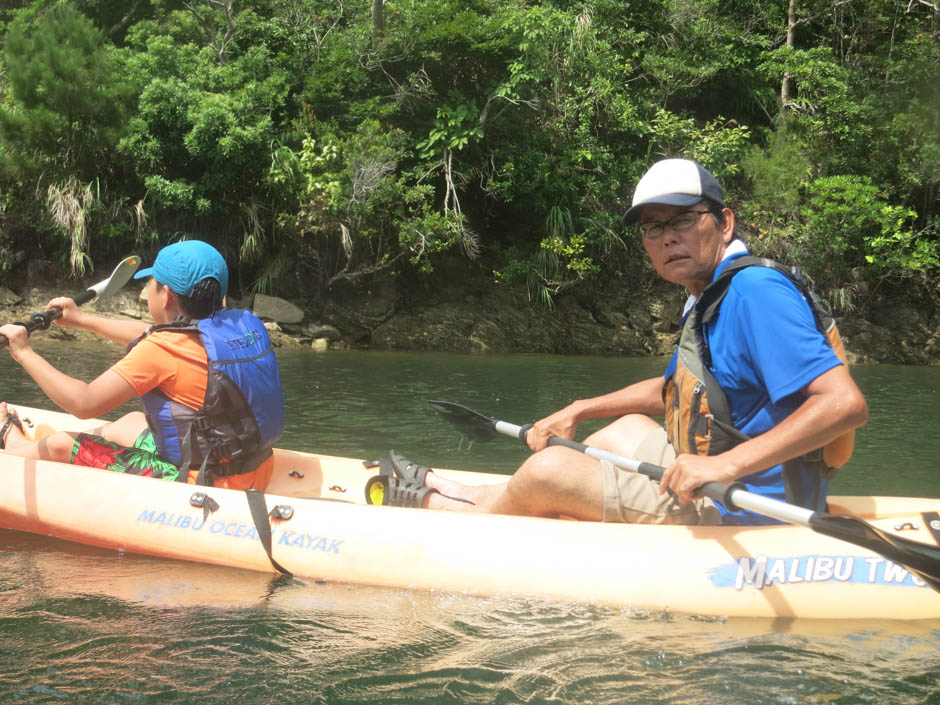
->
[[1, 350, 939, 703]]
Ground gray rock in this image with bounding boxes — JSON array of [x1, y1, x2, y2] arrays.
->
[[301, 323, 342, 341], [0, 286, 23, 306], [253, 294, 304, 324], [264, 325, 303, 348], [468, 321, 505, 353], [89, 288, 146, 319]]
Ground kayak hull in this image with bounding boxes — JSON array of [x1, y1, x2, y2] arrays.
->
[[2, 406, 938, 620]]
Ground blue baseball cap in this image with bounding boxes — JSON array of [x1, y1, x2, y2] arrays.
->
[[134, 240, 228, 297], [621, 159, 726, 225]]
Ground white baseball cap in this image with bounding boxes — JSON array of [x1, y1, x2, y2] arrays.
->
[[622, 158, 726, 225]]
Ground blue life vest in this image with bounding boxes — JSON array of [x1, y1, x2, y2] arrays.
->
[[128, 309, 284, 484]]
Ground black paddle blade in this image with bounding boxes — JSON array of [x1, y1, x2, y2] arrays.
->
[[810, 513, 940, 591], [428, 400, 499, 443]]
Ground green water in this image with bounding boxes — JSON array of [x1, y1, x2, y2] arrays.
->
[[0, 342, 938, 704]]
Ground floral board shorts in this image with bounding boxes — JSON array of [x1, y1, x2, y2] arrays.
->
[[69, 431, 275, 490], [70, 430, 181, 481]]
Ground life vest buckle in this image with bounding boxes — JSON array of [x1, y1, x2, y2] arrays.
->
[[217, 438, 243, 459]]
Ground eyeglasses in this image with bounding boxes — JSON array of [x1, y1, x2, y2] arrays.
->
[[637, 210, 713, 241]]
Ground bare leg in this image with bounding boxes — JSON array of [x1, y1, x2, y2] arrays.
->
[[583, 414, 662, 457], [0, 402, 76, 463], [423, 413, 659, 518], [93, 412, 148, 447], [425, 446, 605, 518]]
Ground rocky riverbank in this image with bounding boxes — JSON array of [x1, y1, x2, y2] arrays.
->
[[1, 274, 937, 365]]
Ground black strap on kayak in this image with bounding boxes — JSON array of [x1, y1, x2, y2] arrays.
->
[[245, 489, 292, 576]]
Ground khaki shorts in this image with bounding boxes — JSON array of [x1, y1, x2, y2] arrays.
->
[[601, 427, 721, 525]]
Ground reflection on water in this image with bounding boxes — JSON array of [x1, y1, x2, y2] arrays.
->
[[0, 342, 938, 704], [2, 530, 938, 705]]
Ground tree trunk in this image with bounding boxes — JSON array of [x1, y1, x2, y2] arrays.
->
[[780, 0, 797, 118], [372, 0, 384, 38]]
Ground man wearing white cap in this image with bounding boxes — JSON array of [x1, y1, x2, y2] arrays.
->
[[381, 158, 869, 525], [0, 240, 284, 490]]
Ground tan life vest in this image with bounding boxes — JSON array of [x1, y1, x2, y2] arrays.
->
[[663, 256, 854, 477]]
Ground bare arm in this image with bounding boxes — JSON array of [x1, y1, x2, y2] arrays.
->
[[48, 296, 149, 346], [0, 324, 137, 418], [660, 364, 869, 504], [527, 376, 666, 451]]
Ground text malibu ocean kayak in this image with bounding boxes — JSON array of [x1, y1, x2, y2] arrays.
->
[[1, 405, 938, 620]]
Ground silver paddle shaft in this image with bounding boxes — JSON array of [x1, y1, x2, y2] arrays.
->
[[493, 419, 816, 529]]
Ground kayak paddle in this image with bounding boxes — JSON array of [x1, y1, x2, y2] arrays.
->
[[0, 255, 141, 348], [429, 399, 940, 593]]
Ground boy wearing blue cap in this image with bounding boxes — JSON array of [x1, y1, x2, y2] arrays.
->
[[0, 240, 284, 490]]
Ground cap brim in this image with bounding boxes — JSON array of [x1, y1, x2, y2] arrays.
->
[[133, 267, 153, 280], [621, 194, 704, 225]]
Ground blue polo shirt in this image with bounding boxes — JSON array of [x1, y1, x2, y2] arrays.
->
[[665, 253, 843, 524]]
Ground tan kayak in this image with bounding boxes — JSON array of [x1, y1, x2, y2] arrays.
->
[[1, 404, 938, 620]]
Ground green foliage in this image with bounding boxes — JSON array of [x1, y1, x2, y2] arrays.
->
[[494, 205, 629, 307], [0, 0, 934, 304], [0, 4, 137, 271], [417, 98, 485, 158], [742, 129, 812, 217], [266, 118, 467, 286], [798, 176, 888, 280], [748, 174, 939, 307], [119, 34, 288, 213], [398, 209, 468, 274], [864, 206, 938, 275], [647, 110, 752, 176], [0, 5, 130, 180]]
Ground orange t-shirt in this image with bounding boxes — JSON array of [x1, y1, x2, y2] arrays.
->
[[110, 330, 274, 490], [111, 330, 208, 409]]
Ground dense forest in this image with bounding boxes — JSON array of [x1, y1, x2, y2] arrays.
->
[[0, 0, 937, 317]]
